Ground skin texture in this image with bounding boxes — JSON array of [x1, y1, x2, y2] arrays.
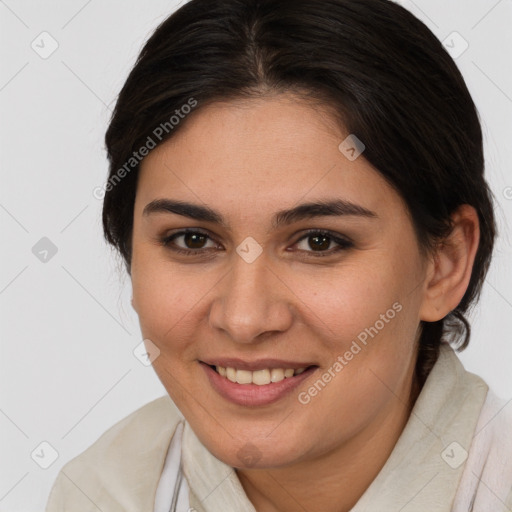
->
[[130, 93, 480, 512]]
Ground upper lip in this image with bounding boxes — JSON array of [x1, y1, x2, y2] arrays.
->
[[201, 358, 317, 371]]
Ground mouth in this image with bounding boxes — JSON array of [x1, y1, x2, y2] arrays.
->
[[207, 363, 314, 385], [199, 360, 319, 407]]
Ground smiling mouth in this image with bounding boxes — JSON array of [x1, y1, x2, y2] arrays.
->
[[207, 364, 317, 386]]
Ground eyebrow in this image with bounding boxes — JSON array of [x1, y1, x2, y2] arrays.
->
[[143, 198, 378, 230]]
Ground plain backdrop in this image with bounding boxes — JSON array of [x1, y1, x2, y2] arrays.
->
[[0, 1, 511, 510]]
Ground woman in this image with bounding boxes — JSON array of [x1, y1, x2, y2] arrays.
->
[[46, 0, 512, 510]]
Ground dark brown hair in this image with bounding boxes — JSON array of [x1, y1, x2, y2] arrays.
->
[[103, 0, 497, 383]]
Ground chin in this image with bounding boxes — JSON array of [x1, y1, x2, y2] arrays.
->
[[200, 430, 306, 470]]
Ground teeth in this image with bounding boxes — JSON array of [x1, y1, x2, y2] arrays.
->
[[226, 367, 236, 382], [214, 365, 308, 385], [253, 369, 271, 385], [236, 370, 252, 384], [270, 368, 284, 382]]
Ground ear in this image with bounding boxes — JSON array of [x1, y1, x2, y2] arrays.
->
[[419, 204, 480, 322]]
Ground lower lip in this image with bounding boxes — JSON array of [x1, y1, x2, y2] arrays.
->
[[200, 362, 318, 407]]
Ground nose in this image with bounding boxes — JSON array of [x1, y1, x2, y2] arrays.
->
[[208, 251, 294, 344]]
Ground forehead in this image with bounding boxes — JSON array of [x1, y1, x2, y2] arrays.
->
[[135, 95, 405, 223]]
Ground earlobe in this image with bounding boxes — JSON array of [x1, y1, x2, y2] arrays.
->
[[419, 205, 480, 322]]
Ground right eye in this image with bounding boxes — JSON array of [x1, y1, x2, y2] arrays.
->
[[160, 229, 221, 255]]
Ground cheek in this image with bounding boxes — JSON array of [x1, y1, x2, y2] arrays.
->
[[131, 246, 185, 338], [284, 256, 420, 401], [131, 248, 219, 348], [283, 260, 406, 351]]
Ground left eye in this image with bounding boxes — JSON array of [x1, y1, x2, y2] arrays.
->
[[293, 230, 353, 256]]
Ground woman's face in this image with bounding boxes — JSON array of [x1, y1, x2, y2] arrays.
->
[[131, 94, 430, 469]]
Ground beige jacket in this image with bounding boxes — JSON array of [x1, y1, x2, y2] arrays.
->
[[46, 344, 512, 511]]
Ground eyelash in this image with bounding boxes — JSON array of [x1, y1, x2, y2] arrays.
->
[[160, 228, 354, 258]]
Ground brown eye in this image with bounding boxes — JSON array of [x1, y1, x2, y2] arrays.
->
[[161, 229, 219, 254], [181, 232, 208, 249], [304, 234, 331, 251], [294, 230, 353, 257]]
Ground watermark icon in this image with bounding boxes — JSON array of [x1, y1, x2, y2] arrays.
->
[[298, 301, 403, 405], [32, 237, 58, 263], [236, 442, 263, 467], [503, 187, 512, 200], [31, 441, 59, 469], [133, 339, 161, 366], [338, 134, 365, 161], [442, 31, 469, 60], [93, 98, 198, 200], [236, 236, 263, 263], [441, 441, 468, 469], [31, 31, 59, 59]]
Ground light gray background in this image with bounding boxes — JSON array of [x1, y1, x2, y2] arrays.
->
[[0, 1, 511, 510]]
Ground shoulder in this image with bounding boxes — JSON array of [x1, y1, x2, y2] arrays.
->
[[455, 387, 512, 511], [46, 395, 184, 512]]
